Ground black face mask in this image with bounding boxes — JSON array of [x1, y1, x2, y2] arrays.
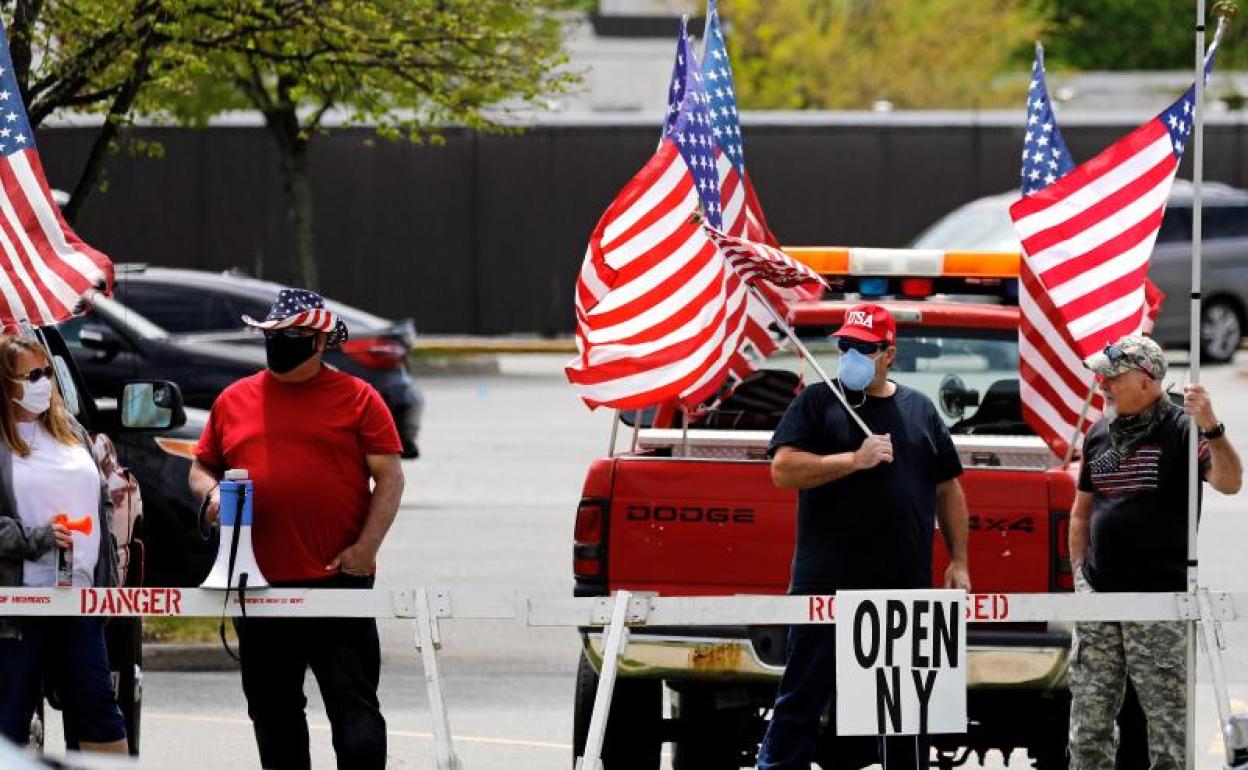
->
[[265, 334, 319, 374]]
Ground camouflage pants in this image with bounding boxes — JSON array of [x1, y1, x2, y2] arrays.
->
[[1068, 570, 1187, 770]]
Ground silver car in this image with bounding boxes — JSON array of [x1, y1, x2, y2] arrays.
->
[[911, 180, 1248, 362]]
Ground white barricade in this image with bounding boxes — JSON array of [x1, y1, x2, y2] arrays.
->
[[2, 586, 1246, 770]]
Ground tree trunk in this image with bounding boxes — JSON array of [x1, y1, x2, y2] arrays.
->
[[277, 138, 318, 290], [64, 20, 162, 225]]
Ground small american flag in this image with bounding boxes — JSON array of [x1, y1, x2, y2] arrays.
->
[[566, 31, 747, 410], [1009, 30, 1220, 363], [701, 223, 827, 291], [0, 20, 112, 330]]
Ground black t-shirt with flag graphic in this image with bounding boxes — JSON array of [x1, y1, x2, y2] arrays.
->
[[768, 381, 963, 594], [1079, 399, 1211, 593]]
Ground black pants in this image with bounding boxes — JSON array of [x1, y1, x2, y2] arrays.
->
[[758, 624, 930, 770], [234, 574, 386, 770]]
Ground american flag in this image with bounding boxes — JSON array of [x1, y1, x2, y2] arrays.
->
[[701, 223, 827, 291], [566, 32, 748, 410], [0, 21, 112, 330], [699, 0, 819, 379], [1011, 35, 1221, 456], [1015, 43, 1103, 458], [1011, 36, 1222, 359]]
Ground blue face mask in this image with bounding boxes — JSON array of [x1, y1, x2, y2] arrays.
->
[[837, 348, 878, 391]]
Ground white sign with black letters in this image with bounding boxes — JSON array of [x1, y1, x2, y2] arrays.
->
[[835, 589, 966, 736]]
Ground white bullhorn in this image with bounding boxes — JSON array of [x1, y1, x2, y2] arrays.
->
[[201, 469, 269, 590]]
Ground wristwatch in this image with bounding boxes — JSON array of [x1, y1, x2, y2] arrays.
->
[[1201, 422, 1227, 440]]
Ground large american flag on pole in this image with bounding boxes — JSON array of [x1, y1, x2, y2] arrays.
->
[[1011, 35, 1221, 456], [1011, 39, 1222, 359], [566, 31, 748, 410], [0, 21, 111, 330]]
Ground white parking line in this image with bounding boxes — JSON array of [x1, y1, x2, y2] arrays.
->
[[143, 712, 572, 751]]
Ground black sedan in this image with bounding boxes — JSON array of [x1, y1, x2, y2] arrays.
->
[[66, 267, 423, 457]]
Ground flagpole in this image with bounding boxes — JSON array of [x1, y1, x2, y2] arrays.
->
[[1186, 3, 1209, 766], [1061, 382, 1097, 468], [746, 284, 872, 437]]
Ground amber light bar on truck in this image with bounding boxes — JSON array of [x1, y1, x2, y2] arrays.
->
[[784, 247, 1023, 300], [784, 247, 1021, 278]]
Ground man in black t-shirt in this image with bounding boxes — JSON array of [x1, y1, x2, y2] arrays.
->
[[1068, 335, 1242, 770], [756, 303, 970, 770]]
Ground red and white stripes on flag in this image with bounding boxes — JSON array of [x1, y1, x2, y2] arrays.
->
[[701, 223, 828, 291], [0, 150, 111, 329], [1019, 261, 1103, 458], [714, 153, 821, 377], [565, 141, 750, 410], [1009, 113, 1187, 362]]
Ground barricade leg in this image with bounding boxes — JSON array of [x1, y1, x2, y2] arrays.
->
[[576, 590, 633, 770], [414, 587, 463, 770]]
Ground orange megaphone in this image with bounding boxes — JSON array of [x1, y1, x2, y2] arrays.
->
[[51, 513, 93, 536], [52, 514, 92, 587]]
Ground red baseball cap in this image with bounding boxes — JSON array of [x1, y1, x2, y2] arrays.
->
[[832, 303, 896, 345]]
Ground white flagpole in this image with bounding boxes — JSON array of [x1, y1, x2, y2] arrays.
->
[[1187, 4, 1208, 766], [746, 284, 872, 437]]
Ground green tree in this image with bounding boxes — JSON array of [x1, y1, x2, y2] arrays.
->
[[1040, 0, 1248, 71], [4, 0, 183, 222], [721, 0, 1042, 110], [151, 0, 577, 289]]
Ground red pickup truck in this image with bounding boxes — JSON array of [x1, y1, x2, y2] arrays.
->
[[570, 254, 1082, 770]]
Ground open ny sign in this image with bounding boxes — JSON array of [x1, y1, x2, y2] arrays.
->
[[835, 590, 966, 736]]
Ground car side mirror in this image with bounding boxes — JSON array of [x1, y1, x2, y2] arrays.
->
[[79, 323, 122, 360], [120, 380, 186, 431]]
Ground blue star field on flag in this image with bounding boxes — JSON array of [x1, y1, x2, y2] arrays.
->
[[662, 17, 691, 140], [668, 31, 722, 230], [700, 0, 745, 174], [1160, 32, 1224, 160], [1021, 44, 1074, 195]]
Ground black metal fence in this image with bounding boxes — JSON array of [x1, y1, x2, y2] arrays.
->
[[34, 118, 1248, 335]]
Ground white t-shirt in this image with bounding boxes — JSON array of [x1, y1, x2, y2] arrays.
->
[[14, 421, 101, 587]]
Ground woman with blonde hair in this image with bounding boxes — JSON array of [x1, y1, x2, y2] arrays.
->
[[0, 334, 126, 753]]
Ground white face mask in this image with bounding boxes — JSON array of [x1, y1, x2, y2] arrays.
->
[[13, 378, 53, 415]]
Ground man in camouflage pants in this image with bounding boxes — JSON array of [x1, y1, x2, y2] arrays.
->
[[1068, 335, 1242, 769]]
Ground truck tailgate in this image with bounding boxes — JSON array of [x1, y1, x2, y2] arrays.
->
[[935, 469, 1056, 593], [606, 460, 1062, 596], [608, 458, 794, 594]]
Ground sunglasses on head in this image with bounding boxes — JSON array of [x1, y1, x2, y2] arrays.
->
[[14, 366, 53, 384], [1101, 343, 1156, 378], [836, 338, 886, 356]]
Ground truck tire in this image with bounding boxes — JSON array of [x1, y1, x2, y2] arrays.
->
[[572, 650, 661, 769], [1201, 298, 1242, 364], [671, 688, 748, 769]]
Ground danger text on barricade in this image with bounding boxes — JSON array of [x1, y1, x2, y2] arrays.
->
[[835, 590, 967, 736]]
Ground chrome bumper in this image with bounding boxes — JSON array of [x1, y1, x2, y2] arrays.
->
[[584, 627, 1071, 691]]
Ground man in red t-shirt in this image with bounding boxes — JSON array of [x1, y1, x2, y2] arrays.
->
[[190, 288, 404, 770]]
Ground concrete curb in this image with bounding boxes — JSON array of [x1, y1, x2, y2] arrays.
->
[[413, 336, 576, 355], [143, 643, 239, 672], [409, 354, 501, 377]]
